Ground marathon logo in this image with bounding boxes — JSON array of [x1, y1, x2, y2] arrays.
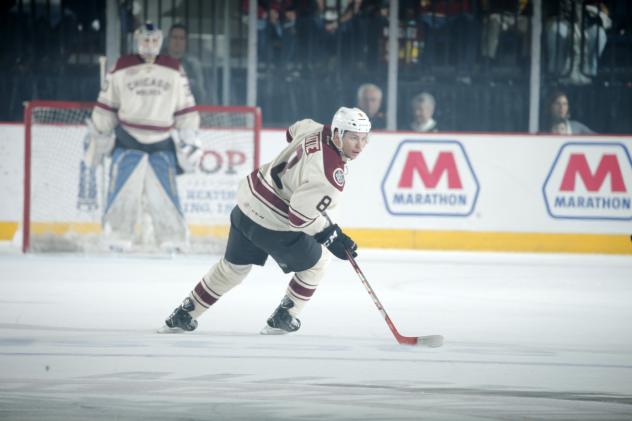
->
[[381, 140, 479, 216], [543, 142, 632, 220]]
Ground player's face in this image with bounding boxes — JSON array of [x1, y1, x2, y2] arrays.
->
[[341, 131, 369, 160]]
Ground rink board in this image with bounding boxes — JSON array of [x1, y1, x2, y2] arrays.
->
[[1, 124, 631, 254]]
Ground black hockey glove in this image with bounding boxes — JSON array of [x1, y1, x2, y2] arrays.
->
[[314, 224, 358, 260]]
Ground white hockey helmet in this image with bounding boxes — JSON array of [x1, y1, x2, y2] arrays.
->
[[331, 107, 372, 141], [134, 21, 163, 57]]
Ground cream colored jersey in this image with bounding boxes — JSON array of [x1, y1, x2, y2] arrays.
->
[[237, 119, 347, 236], [91, 54, 199, 144]]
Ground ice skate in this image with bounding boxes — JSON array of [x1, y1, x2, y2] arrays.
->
[[260, 296, 301, 335], [158, 297, 198, 333]]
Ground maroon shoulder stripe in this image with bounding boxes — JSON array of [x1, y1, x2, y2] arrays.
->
[[112, 54, 144, 72], [154, 54, 181, 71]]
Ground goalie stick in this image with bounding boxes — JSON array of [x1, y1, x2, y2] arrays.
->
[[345, 249, 443, 347]]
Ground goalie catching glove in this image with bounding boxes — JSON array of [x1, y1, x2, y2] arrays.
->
[[314, 224, 358, 260]]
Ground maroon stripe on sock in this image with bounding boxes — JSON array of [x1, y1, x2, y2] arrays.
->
[[289, 277, 315, 298], [194, 281, 218, 307], [287, 289, 308, 302], [192, 294, 209, 309], [294, 273, 318, 287]]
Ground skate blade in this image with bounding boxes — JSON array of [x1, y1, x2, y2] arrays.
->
[[259, 324, 289, 335], [156, 325, 187, 334]]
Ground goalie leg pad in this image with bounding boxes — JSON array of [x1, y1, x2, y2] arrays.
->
[[145, 151, 187, 246], [147, 150, 183, 213], [188, 258, 252, 320], [284, 249, 330, 317], [103, 148, 148, 243]]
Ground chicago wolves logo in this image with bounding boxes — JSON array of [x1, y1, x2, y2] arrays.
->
[[543, 142, 632, 220], [381, 140, 479, 216]]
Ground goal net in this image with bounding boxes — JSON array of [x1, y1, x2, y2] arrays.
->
[[23, 100, 260, 253]]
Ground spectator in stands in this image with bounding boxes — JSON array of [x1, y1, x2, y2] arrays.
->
[[356, 83, 386, 129], [337, 0, 376, 72], [166, 23, 208, 104], [272, 1, 297, 71], [410, 92, 438, 132], [547, 90, 594, 134], [252, 0, 297, 73], [545, 0, 611, 85], [480, 0, 531, 67], [418, 0, 477, 80]]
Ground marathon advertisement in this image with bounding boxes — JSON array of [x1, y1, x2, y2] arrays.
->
[[381, 140, 479, 217], [543, 142, 632, 220]]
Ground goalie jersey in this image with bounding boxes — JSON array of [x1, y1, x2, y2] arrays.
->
[[237, 119, 347, 236], [92, 54, 200, 144]]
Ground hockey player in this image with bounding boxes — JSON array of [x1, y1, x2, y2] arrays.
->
[[85, 21, 201, 251], [160, 107, 371, 334]]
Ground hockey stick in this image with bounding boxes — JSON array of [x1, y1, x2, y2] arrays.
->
[[344, 249, 444, 347]]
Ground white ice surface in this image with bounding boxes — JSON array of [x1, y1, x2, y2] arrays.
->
[[1, 249, 631, 420]]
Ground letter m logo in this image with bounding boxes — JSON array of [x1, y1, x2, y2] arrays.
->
[[381, 140, 480, 217], [543, 142, 632, 220], [560, 154, 626, 192], [397, 151, 463, 189]]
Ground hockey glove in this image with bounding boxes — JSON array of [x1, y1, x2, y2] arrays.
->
[[83, 118, 115, 167], [314, 224, 358, 260], [173, 128, 203, 173]]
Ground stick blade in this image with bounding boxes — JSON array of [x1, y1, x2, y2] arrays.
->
[[395, 334, 443, 347], [416, 335, 444, 348]]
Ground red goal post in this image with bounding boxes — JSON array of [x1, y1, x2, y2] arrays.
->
[[22, 100, 261, 253]]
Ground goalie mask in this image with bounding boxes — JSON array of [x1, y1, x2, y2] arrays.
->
[[134, 21, 163, 58]]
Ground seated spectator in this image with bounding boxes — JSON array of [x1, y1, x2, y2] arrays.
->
[[356, 83, 386, 129], [410, 92, 438, 132], [480, 0, 531, 66], [166, 23, 208, 104], [547, 90, 594, 134], [545, 0, 611, 85]]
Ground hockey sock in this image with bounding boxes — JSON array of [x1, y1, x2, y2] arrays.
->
[[188, 258, 251, 320], [284, 251, 329, 317]]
